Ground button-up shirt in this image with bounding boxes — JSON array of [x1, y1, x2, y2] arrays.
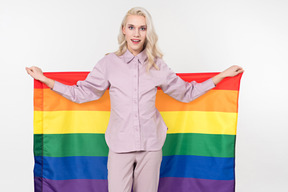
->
[[52, 50, 215, 153]]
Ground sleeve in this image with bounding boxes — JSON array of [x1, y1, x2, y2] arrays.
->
[[159, 60, 215, 103], [51, 57, 110, 104]]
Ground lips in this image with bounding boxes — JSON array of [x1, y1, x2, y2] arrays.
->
[[131, 39, 141, 44]]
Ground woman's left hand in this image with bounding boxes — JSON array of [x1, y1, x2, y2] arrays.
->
[[221, 65, 244, 78], [212, 65, 244, 85]]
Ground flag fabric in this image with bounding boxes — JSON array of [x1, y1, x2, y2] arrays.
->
[[33, 72, 242, 192]]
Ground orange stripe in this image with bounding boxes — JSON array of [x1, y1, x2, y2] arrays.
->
[[34, 89, 238, 113], [44, 89, 110, 111], [156, 90, 238, 112], [34, 89, 43, 111]]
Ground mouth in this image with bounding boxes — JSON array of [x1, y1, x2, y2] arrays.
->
[[131, 39, 141, 44]]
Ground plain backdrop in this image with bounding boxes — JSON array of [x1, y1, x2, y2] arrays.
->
[[1, 0, 287, 191]]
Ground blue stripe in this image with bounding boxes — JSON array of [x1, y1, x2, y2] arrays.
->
[[43, 156, 108, 180], [34, 156, 42, 177], [35, 155, 234, 180], [160, 155, 235, 180]]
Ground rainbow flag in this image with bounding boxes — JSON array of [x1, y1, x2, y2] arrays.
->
[[33, 72, 242, 192]]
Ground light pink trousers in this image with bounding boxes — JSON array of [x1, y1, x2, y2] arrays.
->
[[107, 150, 162, 192]]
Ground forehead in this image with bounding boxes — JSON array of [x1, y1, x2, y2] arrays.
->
[[126, 15, 146, 26]]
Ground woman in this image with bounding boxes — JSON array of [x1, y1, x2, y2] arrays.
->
[[26, 7, 243, 192]]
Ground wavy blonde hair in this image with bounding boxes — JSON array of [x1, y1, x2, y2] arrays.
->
[[115, 7, 163, 70]]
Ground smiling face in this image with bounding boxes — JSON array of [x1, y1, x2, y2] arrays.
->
[[122, 15, 147, 56]]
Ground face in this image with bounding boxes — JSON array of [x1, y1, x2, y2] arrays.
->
[[122, 15, 147, 56]]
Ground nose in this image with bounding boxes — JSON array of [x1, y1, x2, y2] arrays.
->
[[134, 28, 140, 37]]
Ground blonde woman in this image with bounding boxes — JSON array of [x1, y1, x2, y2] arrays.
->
[[26, 7, 243, 192]]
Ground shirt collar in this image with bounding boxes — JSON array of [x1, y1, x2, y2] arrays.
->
[[123, 49, 147, 65]]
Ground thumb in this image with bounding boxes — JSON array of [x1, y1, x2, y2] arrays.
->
[[25, 67, 32, 74]]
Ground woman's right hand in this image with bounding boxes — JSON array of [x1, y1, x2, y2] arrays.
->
[[26, 66, 46, 81], [26, 66, 55, 88]]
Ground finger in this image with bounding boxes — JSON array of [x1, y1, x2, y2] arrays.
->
[[235, 69, 244, 75], [25, 67, 31, 74], [234, 66, 243, 72], [237, 66, 243, 70], [26, 67, 34, 75], [28, 66, 37, 72]]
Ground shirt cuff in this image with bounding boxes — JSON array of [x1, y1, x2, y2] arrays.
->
[[202, 78, 216, 91], [51, 81, 67, 94]]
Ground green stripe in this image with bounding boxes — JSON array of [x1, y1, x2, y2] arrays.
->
[[34, 133, 235, 157], [34, 134, 43, 156], [34, 134, 109, 157], [163, 133, 235, 157]]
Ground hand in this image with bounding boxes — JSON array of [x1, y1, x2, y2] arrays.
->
[[212, 65, 244, 85], [26, 66, 55, 88], [25, 66, 46, 81], [220, 65, 244, 78]]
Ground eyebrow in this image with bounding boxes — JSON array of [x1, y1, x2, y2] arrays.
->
[[127, 24, 147, 28]]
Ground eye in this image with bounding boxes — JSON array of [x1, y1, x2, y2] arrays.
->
[[128, 26, 134, 30], [140, 27, 147, 31]]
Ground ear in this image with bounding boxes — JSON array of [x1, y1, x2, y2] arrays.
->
[[122, 26, 126, 35]]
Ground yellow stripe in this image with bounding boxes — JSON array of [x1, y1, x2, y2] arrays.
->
[[34, 111, 43, 134], [161, 111, 237, 135], [34, 111, 110, 134], [34, 111, 237, 135]]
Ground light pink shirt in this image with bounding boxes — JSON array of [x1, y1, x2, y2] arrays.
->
[[52, 50, 215, 153]]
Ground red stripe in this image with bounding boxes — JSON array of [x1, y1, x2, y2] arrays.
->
[[34, 72, 89, 88], [34, 72, 243, 91]]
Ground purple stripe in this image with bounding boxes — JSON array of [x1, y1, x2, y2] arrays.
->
[[158, 177, 235, 192], [34, 177, 108, 192], [34, 177, 234, 192], [34, 177, 42, 192]]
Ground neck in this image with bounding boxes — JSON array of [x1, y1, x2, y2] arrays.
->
[[127, 47, 143, 56]]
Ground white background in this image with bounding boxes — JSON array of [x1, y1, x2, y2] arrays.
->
[[1, 0, 287, 191]]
